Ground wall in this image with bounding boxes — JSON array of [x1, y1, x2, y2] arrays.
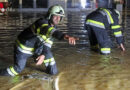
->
[[48, 0, 66, 9], [0, 0, 8, 2]]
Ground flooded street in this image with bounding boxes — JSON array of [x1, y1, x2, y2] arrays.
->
[[0, 10, 130, 90]]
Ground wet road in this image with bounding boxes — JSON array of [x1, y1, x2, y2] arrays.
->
[[0, 10, 130, 90]]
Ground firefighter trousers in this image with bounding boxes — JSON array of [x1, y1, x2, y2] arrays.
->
[[87, 26, 113, 54], [0, 46, 58, 76]]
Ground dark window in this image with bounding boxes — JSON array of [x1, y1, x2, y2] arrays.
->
[[36, 0, 48, 8], [22, 0, 33, 8], [11, 0, 19, 8], [9, 0, 48, 8]]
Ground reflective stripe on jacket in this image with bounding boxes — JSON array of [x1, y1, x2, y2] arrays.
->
[[35, 23, 55, 48], [17, 23, 55, 54], [44, 58, 56, 66], [16, 39, 34, 54], [86, 19, 105, 29], [17, 18, 64, 55], [100, 8, 114, 24], [86, 8, 123, 44], [111, 25, 122, 37]]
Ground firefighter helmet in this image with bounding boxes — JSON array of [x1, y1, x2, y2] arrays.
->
[[47, 5, 65, 20]]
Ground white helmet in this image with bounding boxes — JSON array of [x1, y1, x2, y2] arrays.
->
[[47, 5, 65, 19]]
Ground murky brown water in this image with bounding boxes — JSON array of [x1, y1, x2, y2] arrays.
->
[[0, 10, 130, 90]]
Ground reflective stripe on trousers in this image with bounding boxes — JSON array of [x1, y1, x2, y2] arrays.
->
[[44, 58, 56, 67], [7, 66, 18, 76], [101, 48, 111, 54]]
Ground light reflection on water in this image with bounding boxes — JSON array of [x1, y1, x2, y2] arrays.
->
[[0, 10, 130, 90]]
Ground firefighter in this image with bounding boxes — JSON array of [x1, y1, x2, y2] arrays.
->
[[85, 0, 125, 55], [0, 5, 78, 76]]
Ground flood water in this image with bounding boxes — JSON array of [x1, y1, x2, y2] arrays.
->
[[0, 10, 130, 90]]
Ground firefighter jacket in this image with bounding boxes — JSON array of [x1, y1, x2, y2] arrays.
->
[[16, 18, 65, 55], [86, 8, 124, 45]]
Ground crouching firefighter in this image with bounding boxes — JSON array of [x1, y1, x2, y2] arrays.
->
[[0, 5, 78, 76], [85, 0, 125, 55]]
